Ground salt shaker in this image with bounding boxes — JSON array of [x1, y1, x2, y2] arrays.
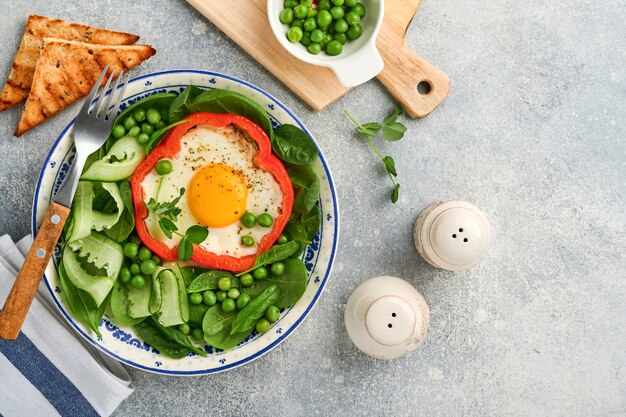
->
[[344, 276, 430, 359]]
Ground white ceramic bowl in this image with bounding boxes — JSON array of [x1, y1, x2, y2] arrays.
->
[[267, 0, 384, 87], [33, 70, 339, 375]]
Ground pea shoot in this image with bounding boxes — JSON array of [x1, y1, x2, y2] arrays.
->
[[344, 106, 408, 203], [145, 187, 209, 261]]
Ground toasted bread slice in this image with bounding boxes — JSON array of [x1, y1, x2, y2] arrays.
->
[[14, 38, 155, 136], [0, 15, 139, 112]]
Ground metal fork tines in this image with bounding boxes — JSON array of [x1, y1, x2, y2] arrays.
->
[[54, 66, 129, 207]]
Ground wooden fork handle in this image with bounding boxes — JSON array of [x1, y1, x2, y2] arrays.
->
[[0, 202, 70, 340]]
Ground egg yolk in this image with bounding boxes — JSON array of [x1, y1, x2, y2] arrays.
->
[[187, 163, 248, 228]]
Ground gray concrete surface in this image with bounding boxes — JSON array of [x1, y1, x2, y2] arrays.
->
[[1, 0, 624, 416]]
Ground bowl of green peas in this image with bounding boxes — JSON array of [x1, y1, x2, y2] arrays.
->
[[268, 0, 384, 87]]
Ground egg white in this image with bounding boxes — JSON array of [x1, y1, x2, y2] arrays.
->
[[141, 124, 284, 257]]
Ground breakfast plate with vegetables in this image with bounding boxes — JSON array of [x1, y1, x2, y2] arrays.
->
[[33, 70, 338, 375]]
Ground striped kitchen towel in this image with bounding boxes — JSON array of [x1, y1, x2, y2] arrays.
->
[[0, 234, 134, 417]]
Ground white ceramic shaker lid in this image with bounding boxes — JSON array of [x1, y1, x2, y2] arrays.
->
[[344, 276, 430, 359], [414, 200, 491, 271]]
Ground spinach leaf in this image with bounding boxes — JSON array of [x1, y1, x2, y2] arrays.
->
[[134, 319, 191, 359], [58, 261, 104, 337], [178, 265, 210, 287], [188, 304, 209, 328], [300, 205, 321, 241], [244, 259, 307, 307], [230, 284, 280, 334], [272, 124, 318, 165], [104, 209, 133, 242], [264, 259, 307, 308], [116, 93, 177, 124], [187, 270, 238, 293], [236, 241, 300, 276], [202, 305, 237, 336], [143, 119, 188, 153], [188, 89, 273, 139], [204, 325, 252, 350], [288, 165, 320, 214], [151, 318, 206, 357], [168, 85, 204, 122]]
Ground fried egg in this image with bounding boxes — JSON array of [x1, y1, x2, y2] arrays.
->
[[141, 124, 284, 257]]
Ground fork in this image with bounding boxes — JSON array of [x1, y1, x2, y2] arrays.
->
[[0, 66, 129, 340]]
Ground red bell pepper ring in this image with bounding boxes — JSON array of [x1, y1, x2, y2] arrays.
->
[[131, 112, 294, 272]]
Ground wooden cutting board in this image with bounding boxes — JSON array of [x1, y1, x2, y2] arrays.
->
[[186, 0, 450, 118]]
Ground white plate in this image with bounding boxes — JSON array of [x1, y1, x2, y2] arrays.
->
[[32, 70, 339, 375]]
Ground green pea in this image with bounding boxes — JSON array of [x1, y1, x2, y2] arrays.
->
[[189, 292, 203, 305], [129, 234, 141, 245], [141, 122, 154, 135], [227, 288, 240, 299], [132, 108, 146, 122], [351, 3, 366, 17], [279, 8, 294, 24], [236, 293, 251, 310], [156, 159, 173, 175], [258, 214, 274, 228], [216, 291, 227, 302], [178, 323, 191, 335], [270, 261, 286, 276], [293, 4, 309, 19], [334, 33, 348, 44], [151, 255, 161, 265], [316, 10, 332, 28], [346, 23, 363, 40], [146, 108, 162, 125], [291, 19, 304, 29], [308, 43, 322, 54], [159, 108, 169, 122], [137, 132, 149, 144], [284, 0, 298, 7], [203, 290, 217, 306], [310, 29, 324, 43], [265, 305, 281, 323], [218, 277, 232, 291], [303, 17, 317, 32], [128, 126, 141, 137], [344, 0, 357, 6], [112, 124, 125, 139], [242, 236, 255, 247], [129, 263, 140, 275], [253, 266, 268, 280], [138, 246, 152, 261], [307, 8, 317, 18], [123, 242, 138, 258], [240, 273, 254, 287], [277, 235, 289, 244], [318, 0, 331, 10], [287, 26, 303, 43], [122, 116, 136, 130], [241, 211, 256, 228], [332, 0, 344, 5], [321, 33, 333, 49], [345, 11, 360, 26], [300, 31, 311, 46], [221, 298, 236, 312], [119, 267, 131, 283], [140, 259, 157, 275], [330, 6, 344, 19], [191, 328, 203, 340], [256, 318, 271, 333], [334, 18, 348, 34], [326, 40, 343, 56], [130, 275, 145, 289], [154, 121, 165, 130]]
